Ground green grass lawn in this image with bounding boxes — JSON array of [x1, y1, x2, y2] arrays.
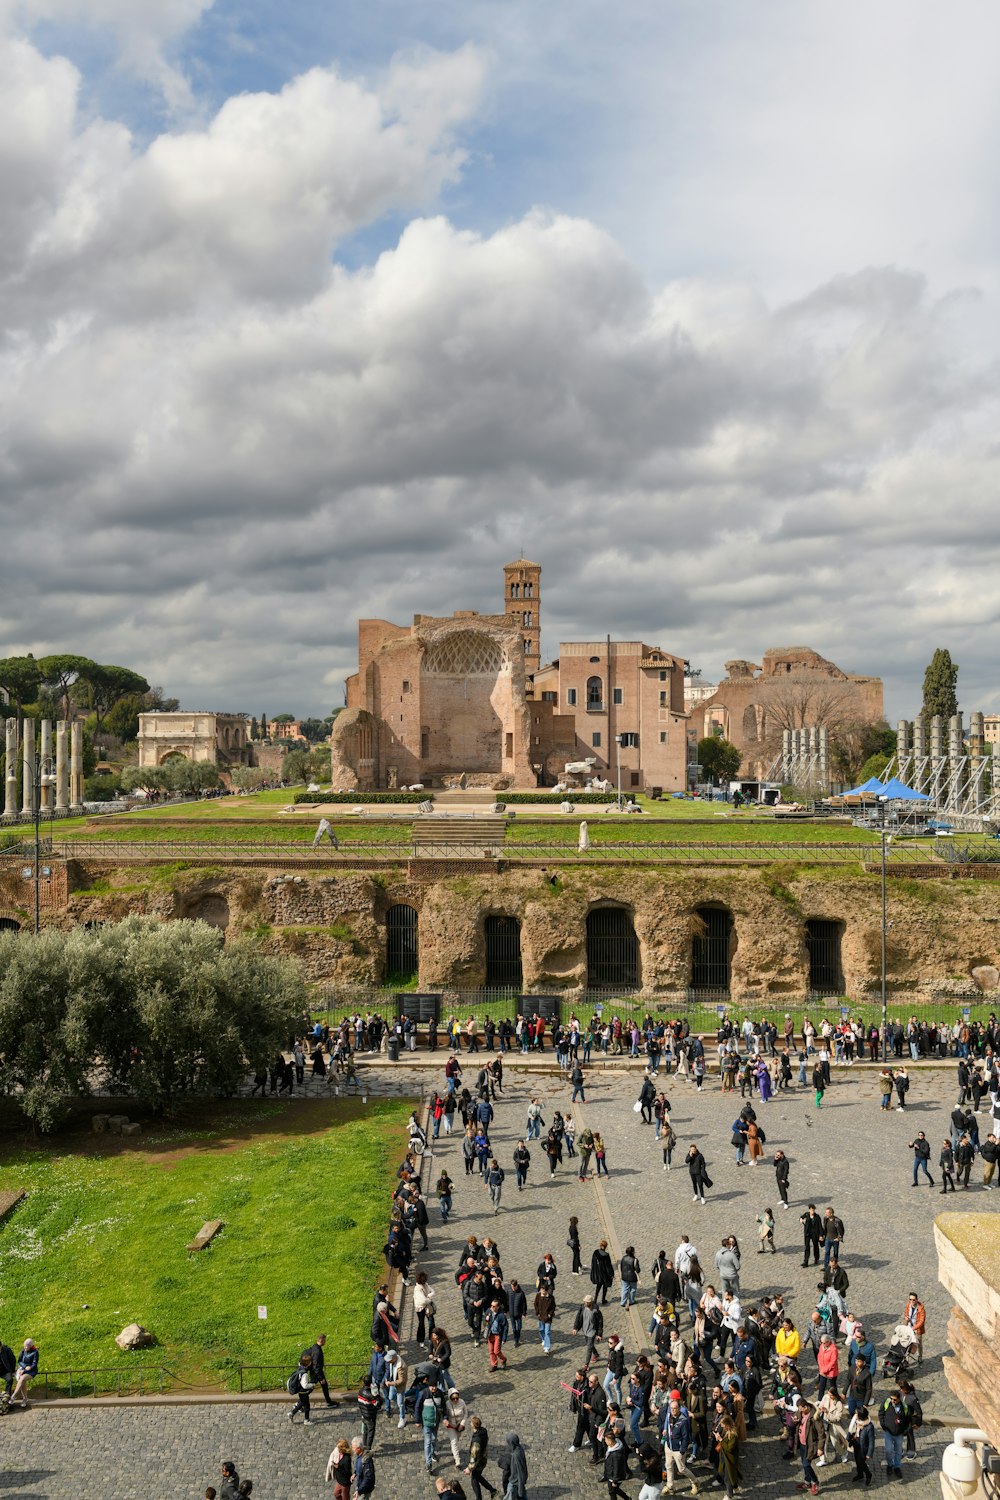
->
[[0, 1096, 411, 1394]]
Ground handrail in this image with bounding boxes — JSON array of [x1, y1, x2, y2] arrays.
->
[[237, 1360, 368, 1394], [31, 1365, 176, 1399]]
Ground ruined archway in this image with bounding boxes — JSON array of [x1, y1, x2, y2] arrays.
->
[[586, 904, 640, 991]]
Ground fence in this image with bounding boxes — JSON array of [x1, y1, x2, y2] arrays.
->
[[30, 1365, 177, 1399], [23, 837, 953, 868], [237, 1361, 369, 1394]]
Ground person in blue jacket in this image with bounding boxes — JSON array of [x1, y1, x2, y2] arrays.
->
[[12, 1340, 38, 1407]]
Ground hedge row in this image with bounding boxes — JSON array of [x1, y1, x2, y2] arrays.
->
[[500, 791, 635, 805], [292, 791, 431, 805]]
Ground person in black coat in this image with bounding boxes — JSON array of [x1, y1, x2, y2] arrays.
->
[[800, 1203, 822, 1266], [590, 1242, 615, 1305], [687, 1144, 711, 1203], [774, 1150, 791, 1208], [306, 1334, 334, 1407], [603, 1431, 631, 1500], [0, 1341, 15, 1399], [656, 1258, 682, 1306]]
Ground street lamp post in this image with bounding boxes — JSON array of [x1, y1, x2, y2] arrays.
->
[[32, 751, 55, 935], [615, 733, 623, 812]]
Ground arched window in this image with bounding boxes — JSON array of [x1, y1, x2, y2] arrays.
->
[[586, 905, 639, 991], [806, 919, 844, 995], [691, 905, 733, 994], [0, 917, 20, 934], [485, 914, 523, 990], [586, 676, 603, 712], [524, 582, 533, 598], [386, 904, 419, 982], [511, 583, 521, 599]]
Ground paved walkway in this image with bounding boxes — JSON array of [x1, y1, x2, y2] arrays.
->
[[0, 1065, 972, 1498]]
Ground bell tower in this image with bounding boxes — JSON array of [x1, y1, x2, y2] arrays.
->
[[503, 558, 541, 677]]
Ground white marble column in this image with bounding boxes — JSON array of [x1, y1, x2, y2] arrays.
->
[[55, 721, 68, 814], [39, 718, 53, 811], [70, 721, 84, 811], [3, 718, 18, 818], [22, 717, 35, 814]]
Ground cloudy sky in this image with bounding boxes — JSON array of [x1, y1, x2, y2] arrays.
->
[[2, 0, 999, 719]]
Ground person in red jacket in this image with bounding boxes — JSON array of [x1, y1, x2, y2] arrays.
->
[[901, 1294, 925, 1363], [816, 1332, 840, 1400]]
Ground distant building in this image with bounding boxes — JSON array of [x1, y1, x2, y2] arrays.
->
[[137, 712, 251, 769], [266, 719, 304, 740], [983, 713, 1000, 745]]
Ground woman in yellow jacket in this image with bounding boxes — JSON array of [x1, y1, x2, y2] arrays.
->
[[775, 1318, 802, 1361]]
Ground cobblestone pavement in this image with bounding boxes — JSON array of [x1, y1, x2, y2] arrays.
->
[[0, 1062, 977, 1499]]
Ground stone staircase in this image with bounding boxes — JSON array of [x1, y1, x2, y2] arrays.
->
[[411, 814, 507, 857]]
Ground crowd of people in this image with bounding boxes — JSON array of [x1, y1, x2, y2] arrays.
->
[[202, 1002, 999, 1497]]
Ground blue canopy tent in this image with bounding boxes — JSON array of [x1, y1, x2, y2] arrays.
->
[[842, 776, 887, 795], [880, 777, 929, 801]]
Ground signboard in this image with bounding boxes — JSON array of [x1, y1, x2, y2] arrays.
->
[[257, 1306, 267, 1320], [717, 1005, 727, 1020], [840, 1005, 850, 1021], [961, 1007, 971, 1023]]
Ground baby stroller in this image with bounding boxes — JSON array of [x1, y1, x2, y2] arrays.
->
[[882, 1322, 918, 1379]]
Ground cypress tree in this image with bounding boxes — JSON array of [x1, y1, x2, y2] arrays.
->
[[921, 648, 959, 722]]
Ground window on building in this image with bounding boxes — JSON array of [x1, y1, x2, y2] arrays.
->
[[511, 583, 520, 599], [806, 919, 845, 995], [386, 904, 419, 983], [660, 670, 667, 681], [524, 638, 531, 653], [567, 688, 577, 706], [659, 691, 667, 707], [542, 691, 556, 702], [586, 676, 603, 711], [402, 680, 411, 693], [522, 611, 533, 628], [630, 772, 640, 787], [586, 904, 640, 991], [690, 905, 733, 995], [619, 731, 638, 748], [592, 732, 602, 748], [420, 729, 429, 757], [524, 582, 533, 598], [505, 732, 514, 758], [485, 914, 523, 990], [659, 731, 667, 743], [613, 687, 623, 705]]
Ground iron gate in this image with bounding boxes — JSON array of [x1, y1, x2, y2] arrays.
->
[[586, 905, 639, 991], [691, 905, 732, 993], [386, 904, 418, 982], [806, 918, 844, 995], [485, 915, 523, 990]]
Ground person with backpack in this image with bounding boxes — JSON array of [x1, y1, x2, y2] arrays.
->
[[486, 1159, 506, 1216], [897, 1378, 923, 1461], [417, 1380, 444, 1473], [287, 1351, 314, 1424], [894, 1067, 910, 1111]]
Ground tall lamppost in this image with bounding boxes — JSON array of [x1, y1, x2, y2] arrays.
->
[[615, 733, 623, 812], [879, 795, 890, 1061]]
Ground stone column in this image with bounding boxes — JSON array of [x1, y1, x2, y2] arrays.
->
[[818, 726, 829, 786], [70, 721, 83, 812], [55, 722, 68, 814], [3, 718, 18, 818], [22, 717, 35, 814], [948, 712, 964, 763], [897, 719, 909, 761], [782, 728, 792, 780], [39, 719, 53, 812], [929, 716, 943, 804], [912, 718, 926, 792]]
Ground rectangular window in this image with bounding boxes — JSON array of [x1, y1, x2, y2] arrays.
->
[[659, 691, 667, 706], [542, 690, 556, 702], [619, 732, 639, 748], [505, 732, 514, 757], [659, 670, 667, 681], [420, 730, 429, 757], [659, 731, 667, 743], [612, 687, 623, 705], [592, 732, 602, 748], [567, 688, 577, 706], [402, 680, 411, 693], [630, 772, 640, 788]]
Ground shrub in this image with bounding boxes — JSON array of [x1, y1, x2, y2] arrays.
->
[[293, 791, 431, 804], [501, 791, 633, 805]]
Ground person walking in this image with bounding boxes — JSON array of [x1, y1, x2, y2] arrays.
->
[[981, 1132, 998, 1189], [878, 1389, 910, 1478], [534, 1280, 555, 1354], [955, 1133, 975, 1189], [619, 1246, 640, 1307], [287, 1352, 314, 1424], [687, 1144, 711, 1204], [325, 1440, 353, 1500], [939, 1139, 956, 1194], [812, 1060, 826, 1109], [577, 1125, 595, 1180], [512, 1140, 531, 1191], [444, 1386, 470, 1467], [351, 1438, 376, 1498], [486, 1300, 509, 1371], [568, 1216, 582, 1274], [466, 1415, 498, 1500], [574, 1293, 604, 1367], [901, 1294, 926, 1364], [417, 1380, 444, 1473], [848, 1405, 875, 1487], [500, 1433, 528, 1500], [757, 1207, 776, 1254], [662, 1392, 700, 1495], [486, 1158, 506, 1215], [797, 1398, 822, 1495], [571, 1060, 587, 1103], [413, 1273, 436, 1347], [603, 1429, 631, 1500], [357, 1374, 379, 1451], [591, 1240, 615, 1305], [800, 1204, 822, 1266], [908, 1132, 934, 1187], [437, 1169, 455, 1223], [774, 1149, 791, 1208], [593, 1131, 609, 1176], [894, 1067, 910, 1111]]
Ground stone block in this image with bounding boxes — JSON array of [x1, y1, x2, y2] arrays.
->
[[91, 1114, 111, 1133], [106, 1115, 130, 1134], [0, 1190, 26, 1223], [971, 964, 999, 992], [121, 1122, 142, 1136], [115, 1322, 154, 1351], [186, 1218, 224, 1252]]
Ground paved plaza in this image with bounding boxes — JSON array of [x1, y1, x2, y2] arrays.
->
[[0, 1060, 980, 1499]]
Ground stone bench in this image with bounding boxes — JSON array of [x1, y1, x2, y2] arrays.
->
[[186, 1219, 224, 1252], [0, 1190, 26, 1224]]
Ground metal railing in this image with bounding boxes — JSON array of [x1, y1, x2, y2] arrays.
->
[[237, 1360, 368, 1394], [31, 1365, 177, 1399]]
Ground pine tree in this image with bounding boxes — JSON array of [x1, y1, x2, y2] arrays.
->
[[250, 716, 259, 741], [921, 649, 959, 723]]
